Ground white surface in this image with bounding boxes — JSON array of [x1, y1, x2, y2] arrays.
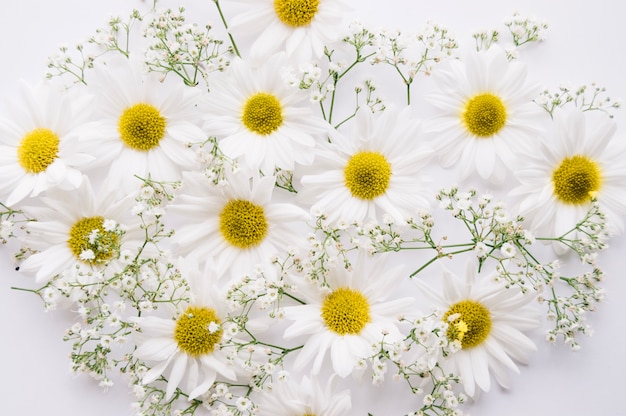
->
[[1, 0, 626, 415]]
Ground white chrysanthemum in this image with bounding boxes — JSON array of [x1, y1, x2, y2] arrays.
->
[[425, 45, 544, 183], [299, 106, 433, 224], [512, 108, 626, 252], [257, 374, 351, 415], [416, 261, 540, 397], [228, 0, 350, 61], [203, 55, 330, 174], [18, 176, 141, 284], [283, 254, 413, 377], [79, 57, 204, 191], [0, 82, 95, 206], [170, 168, 309, 280], [131, 260, 237, 400]]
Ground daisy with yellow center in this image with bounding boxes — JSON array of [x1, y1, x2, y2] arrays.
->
[[299, 106, 432, 224], [416, 260, 540, 397], [170, 168, 309, 281], [425, 45, 544, 184], [132, 260, 237, 400], [228, 0, 350, 61], [79, 57, 204, 192], [283, 254, 414, 377], [18, 177, 141, 284], [512, 108, 626, 253], [0, 82, 95, 206], [257, 374, 351, 416], [203, 55, 330, 174]]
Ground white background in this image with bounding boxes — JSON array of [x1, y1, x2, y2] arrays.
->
[[1, 0, 626, 415]]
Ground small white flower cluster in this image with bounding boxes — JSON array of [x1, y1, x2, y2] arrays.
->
[[226, 271, 295, 318], [367, 313, 458, 390], [472, 12, 548, 59], [281, 23, 388, 119], [133, 176, 181, 225], [0, 218, 14, 242], [372, 21, 458, 82], [504, 11, 549, 46], [536, 82, 623, 119], [472, 29, 499, 52], [542, 267, 604, 351], [144, 7, 231, 86], [47, 12, 142, 85]]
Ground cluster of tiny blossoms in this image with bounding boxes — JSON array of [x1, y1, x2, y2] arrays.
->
[[280, 23, 386, 128], [473, 11, 548, 59], [47, 10, 143, 85], [371, 21, 459, 103], [365, 315, 468, 416], [536, 82, 622, 119], [281, 20, 457, 128], [143, 6, 232, 86]]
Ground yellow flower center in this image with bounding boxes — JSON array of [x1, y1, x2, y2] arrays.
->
[[17, 128, 60, 173], [174, 306, 223, 356], [241, 92, 284, 136], [118, 103, 166, 151], [273, 0, 320, 27], [219, 199, 268, 249], [443, 300, 492, 349], [67, 216, 119, 264], [321, 287, 371, 335], [344, 151, 392, 200], [462, 93, 507, 137], [552, 155, 602, 205]]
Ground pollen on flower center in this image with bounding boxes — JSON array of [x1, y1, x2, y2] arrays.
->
[[17, 128, 60, 174], [67, 216, 119, 264], [552, 155, 602, 205], [443, 300, 492, 349], [174, 306, 224, 356], [344, 151, 392, 200], [219, 199, 269, 249], [462, 93, 507, 137], [321, 287, 371, 335], [241, 92, 284, 135], [118, 103, 166, 151], [273, 0, 320, 27]]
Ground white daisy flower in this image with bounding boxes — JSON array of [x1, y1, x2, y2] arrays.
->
[[18, 176, 141, 284], [257, 374, 351, 415], [282, 254, 413, 378], [0, 81, 95, 206], [512, 108, 626, 251], [416, 260, 540, 397], [299, 106, 433, 224], [203, 54, 330, 174], [131, 259, 237, 400], [170, 168, 309, 280], [425, 45, 544, 184], [80, 57, 204, 191], [228, 0, 350, 61]]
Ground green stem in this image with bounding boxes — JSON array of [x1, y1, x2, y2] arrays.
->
[[212, 0, 241, 58], [10, 286, 39, 294], [409, 247, 474, 277], [282, 291, 306, 305]]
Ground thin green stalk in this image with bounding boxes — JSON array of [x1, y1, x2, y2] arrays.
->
[[212, 0, 241, 58], [409, 247, 474, 277]]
